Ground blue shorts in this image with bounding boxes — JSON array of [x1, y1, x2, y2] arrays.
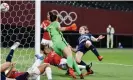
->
[[77, 41, 90, 54], [1, 72, 6, 80]]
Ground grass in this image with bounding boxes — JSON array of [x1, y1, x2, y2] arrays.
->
[[1, 48, 133, 80]]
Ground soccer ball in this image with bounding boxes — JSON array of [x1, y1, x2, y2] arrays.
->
[[0, 3, 9, 12]]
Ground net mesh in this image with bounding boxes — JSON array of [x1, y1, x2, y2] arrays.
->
[[1, 1, 35, 71]]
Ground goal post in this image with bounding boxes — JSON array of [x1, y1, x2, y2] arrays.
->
[[35, 0, 41, 80]]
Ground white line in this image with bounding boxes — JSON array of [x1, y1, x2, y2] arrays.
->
[[94, 62, 133, 67]]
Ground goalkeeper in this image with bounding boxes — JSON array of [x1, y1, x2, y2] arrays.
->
[[44, 11, 84, 79], [41, 12, 77, 47]]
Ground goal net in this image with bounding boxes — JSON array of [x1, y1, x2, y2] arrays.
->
[[1, 1, 36, 71]]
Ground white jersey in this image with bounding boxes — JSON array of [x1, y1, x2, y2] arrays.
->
[[107, 27, 115, 35]]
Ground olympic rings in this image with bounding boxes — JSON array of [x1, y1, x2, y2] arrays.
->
[[51, 10, 77, 25]]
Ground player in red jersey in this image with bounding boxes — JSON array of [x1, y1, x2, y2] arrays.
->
[[41, 19, 52, 46], [41, 12, 77, 47], [1, 42, 30, 80], [6, 62, 52, 80], [1, 42, 52, 80], [5, 63, 25, 78], [41, 44, 93, 75]]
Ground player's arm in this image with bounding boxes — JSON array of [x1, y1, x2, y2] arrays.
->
[[58, 23, 77, 31], [6, 63, 16, 77], [41, 22, 47, 31], [91, 35, 105, 42]]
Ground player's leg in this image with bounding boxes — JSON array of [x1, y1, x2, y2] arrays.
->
[[28, 63, 52, 80], [75, 51, 86, 66], [54, 42, 77, 78], [39, 63, 52, 80], [72, 59, 84, 79], [85, 40, 103, 61], [62, 46, 83, 79], [31, 52, 44, 68], [75, 42, 89, 66], [111, 34, 114, 48], [107, 35, 110, 48], [75, 51, 93, 75], [6, 42, 20, 62], [1, 42, 20, 72]]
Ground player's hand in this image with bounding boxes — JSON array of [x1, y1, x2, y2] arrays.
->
[[11, 62, 16, 68], [70, 23, 77, 31], [98, 35, 105, 40]]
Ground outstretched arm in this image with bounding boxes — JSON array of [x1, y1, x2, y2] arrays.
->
[[91, 35, 105, 42], [58, 23, 77, 32]]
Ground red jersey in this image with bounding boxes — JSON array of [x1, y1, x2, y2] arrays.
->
[[41, 20, 51, 40], [8, 71, 24, 78], [44, 51, 62, 66]]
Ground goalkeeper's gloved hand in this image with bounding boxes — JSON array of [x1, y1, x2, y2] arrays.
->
[[65, 23, 77, 31]]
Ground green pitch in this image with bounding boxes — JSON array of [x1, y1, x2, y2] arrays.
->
[[1, 48, 133, 80]]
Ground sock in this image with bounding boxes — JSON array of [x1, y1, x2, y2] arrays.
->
[[32, 59, 43, 68], [90, 45, 100, 57], [67, 56, 73, 68], [15, 72, 29, 80], [10, 42, 20, 50], [79, 60, 87, 66], [32, 53, 43, 68], [6, 49, 14, 62], [45, 67, 52, 80], [78, 65, 86, 69], [73, 60, 81, 75]]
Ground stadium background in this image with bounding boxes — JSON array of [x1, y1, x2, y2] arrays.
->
[[1, 1, 133, 48], [1, 1, 133, 80]]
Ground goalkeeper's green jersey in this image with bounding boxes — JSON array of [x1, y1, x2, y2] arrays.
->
[[46, 21, 67, 44]]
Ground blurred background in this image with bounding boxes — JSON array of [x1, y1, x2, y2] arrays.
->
[[1, 1, 133, 48], [41, 1, 133, 48]]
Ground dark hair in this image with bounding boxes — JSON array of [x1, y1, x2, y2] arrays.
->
[[48, 11, 57, 22], [40, 44, 50, 51], [41, 44, 45, 51]]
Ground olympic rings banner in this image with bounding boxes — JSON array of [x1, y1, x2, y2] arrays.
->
[[41, 3, 133, 34], [51, 10, 77, 25]]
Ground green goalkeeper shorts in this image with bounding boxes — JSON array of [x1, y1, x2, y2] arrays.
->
[[53, 40, 68, 57]]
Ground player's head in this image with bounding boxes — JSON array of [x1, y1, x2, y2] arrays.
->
[[79, 26, 89, 34], [48, 11, 58, 22], [108, 24, 112, 28], [41, 44, 52, 55]]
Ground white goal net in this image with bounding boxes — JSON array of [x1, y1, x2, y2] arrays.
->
[[1, 1, 36, 71]]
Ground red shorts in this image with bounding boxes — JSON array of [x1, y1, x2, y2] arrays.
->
[[8, 71, 24, 78]]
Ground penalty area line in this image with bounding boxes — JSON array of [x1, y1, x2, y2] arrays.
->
[[94, 62, 133, 67]]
